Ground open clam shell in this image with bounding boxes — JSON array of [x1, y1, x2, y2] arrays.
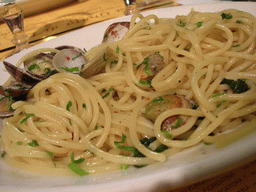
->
[[80, 47, 110, 78], [0, 80, 32, 97], [102, 22, 130, 43], [53, 48, 86, 74], [3, 61, 44, 86], [53, 46, 110, 78], [0, 96, 15, 118], [23, 52, 55, 78]]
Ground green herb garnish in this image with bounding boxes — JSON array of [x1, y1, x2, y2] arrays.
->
[[139, 80, 151, 86], [68, 152, 89, 176], [191, 103, 198, 109], [46, 150, 56, 167], [103, 53, 107, 61], [20, 112, 35, 124], [28, 140, 39, 147], [216, 100, 227, 108], [155, 144, 168, 153], [177, 19, 186, 27], [45, 69, 58, 77], [161, 130, 173, 139], [136, 56, 151, 76], [172, 116, 182, 128], [58, 67, 79, 73], [7, 96, 13, 111], [102, 88, 115, 99], [111, 60, 118, 65], [66, 101, 72, 111], [153, 96, 164, 103], [4, 89, 15, 94], [114, 135, 168, 169], [212, 92, 227, 98], [221, 78, 248, 93], [72, 53, 82, 60], [116, 46, 120, 54], [196, 21, 203, 28], [121, 164, 129, 170], [221, 13, 233, 20], [204, 142, 212, 145], [1, 151, 6, 157], [114, 134, 137, 152], [28, 64, 40, 71]]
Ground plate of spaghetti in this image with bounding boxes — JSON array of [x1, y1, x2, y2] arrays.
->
[[0, 2, 256, 192]]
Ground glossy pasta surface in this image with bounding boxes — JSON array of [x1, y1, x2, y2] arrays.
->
[[1, 9, 256, 176]]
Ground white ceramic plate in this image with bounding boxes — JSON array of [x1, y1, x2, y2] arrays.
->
[[1, 2, 256, 192]]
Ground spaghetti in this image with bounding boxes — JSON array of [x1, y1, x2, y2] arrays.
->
[[1, 9, 256, 176]]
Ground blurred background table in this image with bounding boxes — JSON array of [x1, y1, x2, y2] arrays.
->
[[0, 0, 255, 191]]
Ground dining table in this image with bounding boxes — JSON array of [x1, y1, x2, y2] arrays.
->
[[0, 0, 256, 191]]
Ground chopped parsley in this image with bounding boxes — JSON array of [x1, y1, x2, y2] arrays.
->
[[102, 88, 115, 99], [121, 163, 129, 170], [216, 100, 227, 108], [58, 67, 80, 73], [28, 64, 40, 71], [103, 53, 107, 61], [172, 116, 182, 128], [153, 96, 164, 103], [20, 112, 35, 124], [191, 103, 198, 109], [14, 84, 28, 91], [72, 53, 82, 60], [45, 69, 58, 77], [46, 150, 56, 167], [7, 96, 13, 111], [196, 21, 203, 28], [1, 151, 6, 157], [103, 33, 108, 40], [114, 134, 168, 169], [82, 103, 86, 109], [140, 137, 156, 148], [221, 78, 248, 93], [116, 46, 120, 54], [66, 101, 72, 111], [139, 80, 152, 86], [68, 152, 89, 176], [4, 89, 15, 94], [17, 142, 23, 145], [177, 19, 186, 27], [114, 134, 137, 152], [155, 144, 168, 153], [204, 142, 212, 145], [137, 56, 151, 76], [221, 13, 233, 20], [111, 60, 118, 65], [28, 140, 39, 147], [161, 130, 173, 139], [236, 20, 242, 24], [212, 92, 226, 98]]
